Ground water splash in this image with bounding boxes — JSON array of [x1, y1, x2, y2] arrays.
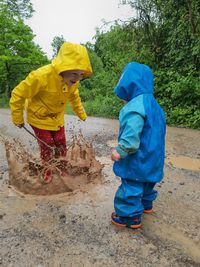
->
[[1, 131, 103, 196]]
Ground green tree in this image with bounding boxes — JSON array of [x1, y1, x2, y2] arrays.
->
[[94, 23, 137, 73], [51, 35, 66, 58], [119, 0, 200, 128], [83, 0, 200, 127], [122, 0, 200, 70], [0, 0, 34, 19], [0, 1, 49, 101]]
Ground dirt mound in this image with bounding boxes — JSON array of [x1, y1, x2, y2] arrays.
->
[[2, 134, 103, 196]]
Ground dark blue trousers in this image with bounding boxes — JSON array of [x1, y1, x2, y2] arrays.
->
[[114, 179, 157, 218]]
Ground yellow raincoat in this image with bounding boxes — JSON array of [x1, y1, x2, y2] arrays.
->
[[10, 42, 93, 131]]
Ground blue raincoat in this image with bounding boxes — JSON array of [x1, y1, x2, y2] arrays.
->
[[113, 62, 166, 218]]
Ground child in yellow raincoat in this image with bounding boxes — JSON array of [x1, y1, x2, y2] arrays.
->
[[9, 42, 93, 182]]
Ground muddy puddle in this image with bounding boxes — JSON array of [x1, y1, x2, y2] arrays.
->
[[166, 155, 200, 171], [107, 140, 200, 172], [0, 132, 103, 196]]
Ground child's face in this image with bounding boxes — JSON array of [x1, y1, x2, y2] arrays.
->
[[60, 70, 84, 87]]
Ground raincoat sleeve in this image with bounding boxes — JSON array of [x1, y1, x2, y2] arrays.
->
[[9, 71, 43, 125], [68, 88, 87, 121], [116, 111, 144, 158]]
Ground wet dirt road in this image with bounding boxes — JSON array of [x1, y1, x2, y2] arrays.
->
[[0, 108, 200, 267]]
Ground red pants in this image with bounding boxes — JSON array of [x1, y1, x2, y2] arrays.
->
[[31, 125, 67, 162]]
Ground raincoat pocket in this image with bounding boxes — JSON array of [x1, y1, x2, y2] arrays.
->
[[34, 106, 56, 119]]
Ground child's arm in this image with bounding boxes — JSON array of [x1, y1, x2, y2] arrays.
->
[[115, 112, 144, 159], [68, 89, 87, 121], [10, 71, 42, 126]]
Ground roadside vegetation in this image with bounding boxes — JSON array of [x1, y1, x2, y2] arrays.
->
[[0, 0, 199, 128]]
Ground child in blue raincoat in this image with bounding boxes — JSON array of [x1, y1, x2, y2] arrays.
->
[[111, 62, 166, 229]]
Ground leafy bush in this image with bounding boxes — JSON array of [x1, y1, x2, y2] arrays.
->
[[154, 69, 200, 128], [0, 93, 9, 108], [84, 95, 122, 118]]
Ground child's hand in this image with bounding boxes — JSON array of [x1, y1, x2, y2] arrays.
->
[[111, 149, 121, 161], [14, 123, 24, 128]]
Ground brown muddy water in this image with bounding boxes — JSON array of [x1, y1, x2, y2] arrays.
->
[[1, 132, 103, 196]]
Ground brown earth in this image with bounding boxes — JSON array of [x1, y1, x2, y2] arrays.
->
[[0, 108, 200, 267]]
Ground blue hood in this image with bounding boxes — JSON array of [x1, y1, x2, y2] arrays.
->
[[114, 62, 154, 101]]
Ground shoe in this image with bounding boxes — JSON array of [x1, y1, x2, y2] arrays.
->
[[144, 208, 154, 214], [143, 205, 153, 213], [111, 212, 141, 229], [43, 169, 52, 183]]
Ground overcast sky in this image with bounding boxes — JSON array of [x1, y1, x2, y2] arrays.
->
[[26, 0, 133, 58]]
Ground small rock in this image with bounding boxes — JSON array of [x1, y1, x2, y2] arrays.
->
[[0, 214, 5, 219], [59, 214, 66, 223]]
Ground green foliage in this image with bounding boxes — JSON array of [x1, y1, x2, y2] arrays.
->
[[83, 0, 200, 128], [65, 103, 74, 115], [84, 95, 122, 118], [0, 1, 49, 99], [51, 35, 66, 58], [0, 0, 34, 19], [79, 47, 119, 104], [0, 92, 9, 108], [154, 69, 200, 128], [94, 24, 137, 73]]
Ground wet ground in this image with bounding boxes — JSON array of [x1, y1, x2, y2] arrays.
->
[[0, 108, 200, 267]]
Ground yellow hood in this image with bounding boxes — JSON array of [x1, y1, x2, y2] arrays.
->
[[52, 42, 93, 78], [9, 42, 92, 130]]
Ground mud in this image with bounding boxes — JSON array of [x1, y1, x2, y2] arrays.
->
[[0, 108, 200, 267], [1, 132, 103, 195]]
